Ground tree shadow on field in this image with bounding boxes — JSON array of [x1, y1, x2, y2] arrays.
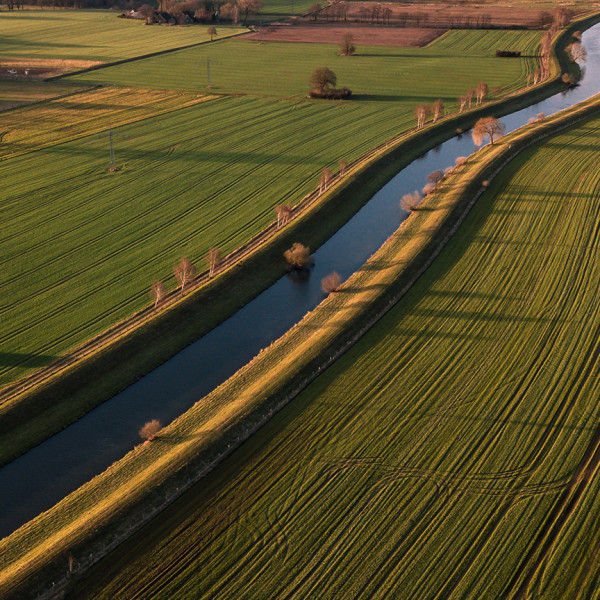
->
[[0, 351, 58, 368]]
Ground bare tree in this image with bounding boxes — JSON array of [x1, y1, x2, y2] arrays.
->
[[465, 89, 475, 109], [139, 419, 162, 442], [422, 183, 435, 196], [455, 156, 467, 166], [538, 10, 553, 28], [173, 257, 197, 294], [150, 280, 166, 309], [536, 112, 546, 121], [553, 6, 572, 28], [275, 203, 293, 228], [207, 26, 217, 41], [472, 116, 505, 146], [426, 169, 444, 187], [309, 2, 321, 20], [319, 167, 333, 193], [400, 190, 421, 212], [238, 0, 262, 25], [284, 242, 313, 269], [310, 67, 336, 93], [569, 42, 587, 62], [432, 99, 444, 123], [340, 33, 356, 56], [207, 247, 221, 277], [339, 158, 348, 176], [475, 82, 488, 105], [321, 271, 342, 294], [415, 104, 431, 128], [457, 94, 469, 113]]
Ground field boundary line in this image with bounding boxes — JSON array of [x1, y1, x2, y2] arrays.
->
[[47, 27, 251, 81], [2, 43, 600, 599], [0, 11, 595, 469]]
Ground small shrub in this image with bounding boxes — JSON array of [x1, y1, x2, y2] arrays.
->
[[455, 156, 467, 166], [321, 271, 342, 294], [537, 112, 546, 121], [528, 117, 537, 124], [284, 242, 313, 269], [562, 73, 577, 86], [422, 183, 435, 196], [495, 49, 521, 57], [139, 419, 162, 442]]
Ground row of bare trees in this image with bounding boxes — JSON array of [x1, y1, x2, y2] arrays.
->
[[414, 82, 489, 129], [150, 249, 222, 309]]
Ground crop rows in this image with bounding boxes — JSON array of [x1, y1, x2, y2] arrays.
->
[[69, 31, 540, 98], [67, 110, 600, 600], [0, 11, 245, 63]]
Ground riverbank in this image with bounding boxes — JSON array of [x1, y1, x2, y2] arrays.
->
[[0, 13, 592, 469], [2, 30, 600, 598]]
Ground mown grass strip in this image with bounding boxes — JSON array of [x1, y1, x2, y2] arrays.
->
[[2, 45, 599, 599]]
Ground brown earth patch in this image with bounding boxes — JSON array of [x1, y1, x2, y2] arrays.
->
[[244, 24, 445, 46], [297, 2, 591, 29], [0, 57, 102, 78]]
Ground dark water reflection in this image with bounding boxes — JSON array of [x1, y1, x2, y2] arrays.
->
[[1, 24, 600, 539]]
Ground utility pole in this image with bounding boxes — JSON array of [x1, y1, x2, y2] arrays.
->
[[206, 56, 211, 88]]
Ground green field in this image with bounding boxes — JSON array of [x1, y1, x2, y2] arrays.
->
[[69, 30, 541, 96], [66, 106, 600, 600], [0, 11, 245, 63], [0, 30, 539, 387]]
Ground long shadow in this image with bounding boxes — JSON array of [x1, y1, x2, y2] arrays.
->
[[0, 351, 58, 368]]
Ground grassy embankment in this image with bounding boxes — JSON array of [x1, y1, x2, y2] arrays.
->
[[0, 27, 548, 466], [68, 94, 600, 600], [1, 32, 598, 599]]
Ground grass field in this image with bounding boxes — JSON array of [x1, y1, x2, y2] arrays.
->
[[0, 79, 87, 109], [0, 11, 245, 63], [69, 30, 541, 96], [0, 29, 539, 387], [64, 100, 600, 600]]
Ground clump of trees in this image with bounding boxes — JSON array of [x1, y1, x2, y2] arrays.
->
[[139, 419, 162, 442], [472, 116, 505, 146], [284, 242, 313, 270], [321, 271, 342, 294], [340, 33, 356, 56], [309, 67, 352, 99], [495, 50, 521, 58]]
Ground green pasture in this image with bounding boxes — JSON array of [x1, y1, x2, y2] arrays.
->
[[0, 11, 245, 63], [66, 105, 600, 600], [0, 28, 539, 386], [69, 29, 540, 97]]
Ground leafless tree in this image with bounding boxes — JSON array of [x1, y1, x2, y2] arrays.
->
[[415, 104, 430, 128], [284, 242, 313, 269], [538, 10, 553, 28], [432, 99, 444, 123], [150, 280, 166, 309], [457, 94, 469, 113], [207, 247, 221, 277], [139, 419, 162, 442], [455, 156, 467, 166], [400, 190, 421, 211], [536, 112, 546, 121], [238, 0, 262, 25], [339, 158, 348, 176], [422, 183, 435, 196], [321, 271, 342, 293], [465, 89, 475, 109], [553, 6, 572, 28], [309, 2, 321, 19], [173, 257, 197, 294], [475, 82, 488, 105], [275, 203, 293, 228], [340, 33, 356, 56], [207, 26, 217, 41], [472, 116, 505, 146], [569, 42, 587, 62], [426, 169, 444, 188], [320, 167, 333, 193]]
